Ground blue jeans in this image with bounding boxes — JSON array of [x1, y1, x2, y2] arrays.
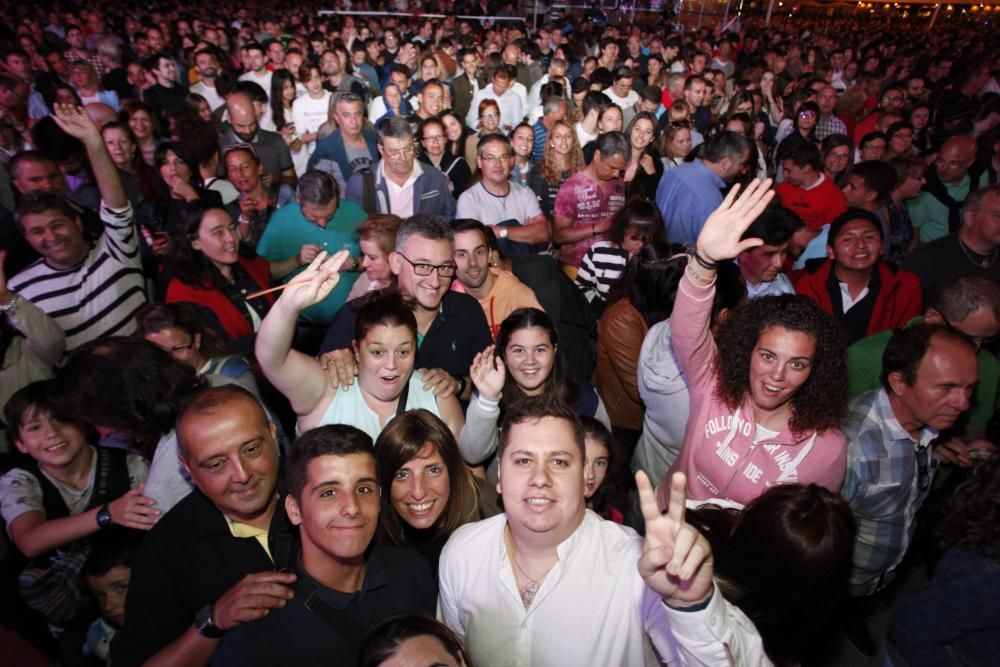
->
[[888, 548, 1000, 666]]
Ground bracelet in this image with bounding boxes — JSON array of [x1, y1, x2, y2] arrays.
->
[[685, 262, 715, 286], [452, 375, 467, 396], [692, 251, 718, 270]]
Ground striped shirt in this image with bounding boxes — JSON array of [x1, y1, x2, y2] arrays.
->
[[841, 388, 939, 596], [9, 202, 146, 355], [575, 242, 630, 302]]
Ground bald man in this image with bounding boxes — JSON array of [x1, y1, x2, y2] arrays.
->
[[908, 134, 989, 242], [220, 92, 296, 187]]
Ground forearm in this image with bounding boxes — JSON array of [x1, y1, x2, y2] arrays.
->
[[506, 218, 551, 244], [13, 509, 101, 558], [5, 295, 66, 366], [268, 257, 301, 280], [254, 300, 298, 378], [83, 136, 127, 209], [142, 626, 218, 667], [458, 394, 501, 464], [552, 218, 600, 244]]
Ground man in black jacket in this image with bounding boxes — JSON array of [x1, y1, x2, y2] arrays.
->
[[114, 386, 298, 666]]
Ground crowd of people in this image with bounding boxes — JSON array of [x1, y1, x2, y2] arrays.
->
[[1, 2, 999, 666]]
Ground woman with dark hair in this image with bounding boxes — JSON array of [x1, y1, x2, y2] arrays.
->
[[594, 242, 683, 457], [441, 111, 473, 162], [528, 119, 583, 219], [223, 144, 294, 251], [687, 482, 856, 665], [658, 179, 848, 508], [134, 302, 259, 396], [375, 410, 500, 574], [120, 100, 160, 166], [774, 100, 820, 171], [889, 449, 1000, 665], [254, 254, 465, 440], [463, 307, 610, 475], [580, 417, 628, 523], [821, 133, 853, 188], [884, 120, 915, 159], [622, 111, 662, 200], [53, 337, 206, 513], [418, 117, 471, 197], [185, 92, 214, 124], [136, 142, 224, 281], [359, 614, 469, 667], [909, 104, 933, 156], [575, 199, 664, 305], [165, 205, 272, 354]]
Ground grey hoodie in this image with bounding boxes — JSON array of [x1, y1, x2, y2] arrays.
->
[[632, 319, 691, 487]]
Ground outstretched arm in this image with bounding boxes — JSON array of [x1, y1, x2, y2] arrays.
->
[[51, 104, 127, 210], [255, 251, 349, 417]]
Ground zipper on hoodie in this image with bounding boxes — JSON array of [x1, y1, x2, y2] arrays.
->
[[719, 439, 763, 499]]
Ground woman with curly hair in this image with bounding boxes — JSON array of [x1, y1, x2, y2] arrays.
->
[[657, 179, 849, 508], [889, 447, 1000, 665], [527, 119, 583, 219]]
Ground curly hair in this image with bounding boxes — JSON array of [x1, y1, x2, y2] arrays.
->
[[540, 119, 583, 185], [714, 294, 848, 434], [938, 450, 1000, 554]]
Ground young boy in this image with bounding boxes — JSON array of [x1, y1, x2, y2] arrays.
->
[[82, 533, 141, 663], [0, 381, 156, 656]]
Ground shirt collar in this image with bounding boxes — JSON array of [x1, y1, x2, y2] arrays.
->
[[874, 388, 939, 447]]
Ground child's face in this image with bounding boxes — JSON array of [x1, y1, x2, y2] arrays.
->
[[85, 565, 130, 629], [15, 409, 88, 470], [623, 230, 649, 257], [583, 436, 610, 501]]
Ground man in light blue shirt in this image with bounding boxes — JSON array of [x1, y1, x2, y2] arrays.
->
[[737, 203, 801, 298], [656, 131, 749, 245]]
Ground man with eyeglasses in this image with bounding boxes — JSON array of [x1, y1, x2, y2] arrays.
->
[[840, 324, 978, 656], [907, 134, 989, 243], [344, 116, 455, 219], [456, 134, 550, 254], [319, 215, 491, 403], [852, 85, 906, 145]]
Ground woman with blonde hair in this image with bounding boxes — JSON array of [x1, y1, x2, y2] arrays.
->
[[528, 119, 584, 219]]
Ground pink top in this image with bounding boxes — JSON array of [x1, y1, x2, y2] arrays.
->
[[553, 171, 626, 267], [657, 272, 847, 509]]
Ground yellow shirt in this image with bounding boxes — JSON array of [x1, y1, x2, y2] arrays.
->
[[226, 519, 272, 562]]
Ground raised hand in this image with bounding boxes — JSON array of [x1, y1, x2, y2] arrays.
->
[[636, 471, 715, 608], [51, 103, 101, 144], [470, 345, 505, 401], [696, 178, 774, 264], [276, 250, 349, 312]]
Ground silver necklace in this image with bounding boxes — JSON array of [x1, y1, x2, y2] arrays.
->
[[509, 551, 555, 608], [958, 239, 999, 269]]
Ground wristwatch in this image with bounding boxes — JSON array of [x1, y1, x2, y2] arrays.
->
[[96, 504, 112, 529], [498, 228, 509, 239], [194, 604, 227, 638]]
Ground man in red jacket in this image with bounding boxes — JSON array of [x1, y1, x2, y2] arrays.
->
[[793, 209, 921, 345]]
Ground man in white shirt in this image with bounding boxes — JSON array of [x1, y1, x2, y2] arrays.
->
[[438, 398, 767, 667], [190, 49, 225, 111], [456, 134, 549, 249], [527, 58, 568, 111], [604, 66, 640, 110], [466, 65, 524, 134], [238, 43, 273, 101]]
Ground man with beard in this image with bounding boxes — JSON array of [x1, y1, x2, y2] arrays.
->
[[220, 92, 296, 187]]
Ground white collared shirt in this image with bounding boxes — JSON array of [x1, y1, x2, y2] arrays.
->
[[381, 160, 423, 218], [439, 511, 767, 667]]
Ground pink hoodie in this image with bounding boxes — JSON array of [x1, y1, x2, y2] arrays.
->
[[656, 273, 847, 509]]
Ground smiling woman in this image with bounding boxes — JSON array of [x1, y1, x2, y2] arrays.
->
[[375, 410, 500, 575], [165, 205, 274, 356], [254, 273, 465, 442]]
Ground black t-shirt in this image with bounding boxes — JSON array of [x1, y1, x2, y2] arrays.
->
[[903, 233, 1000, 304]]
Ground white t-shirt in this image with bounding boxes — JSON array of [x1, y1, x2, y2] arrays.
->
[[603, 87, 639, 110], [239, 70, 274, 100], [456, 181, 543, 226], [0, 447, 148, 531], [575, 121, 598, 147]]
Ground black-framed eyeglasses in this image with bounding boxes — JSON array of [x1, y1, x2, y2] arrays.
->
[[396, 253, 456, 277]]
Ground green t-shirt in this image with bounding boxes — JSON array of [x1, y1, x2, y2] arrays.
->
[[256, 200, 366, 323], [847, 316, 999, 431]]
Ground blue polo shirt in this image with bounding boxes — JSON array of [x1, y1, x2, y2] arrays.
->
[[656, 159, 725, 246]]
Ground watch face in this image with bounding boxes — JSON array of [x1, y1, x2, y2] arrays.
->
[[97, 507, 111, 527]]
